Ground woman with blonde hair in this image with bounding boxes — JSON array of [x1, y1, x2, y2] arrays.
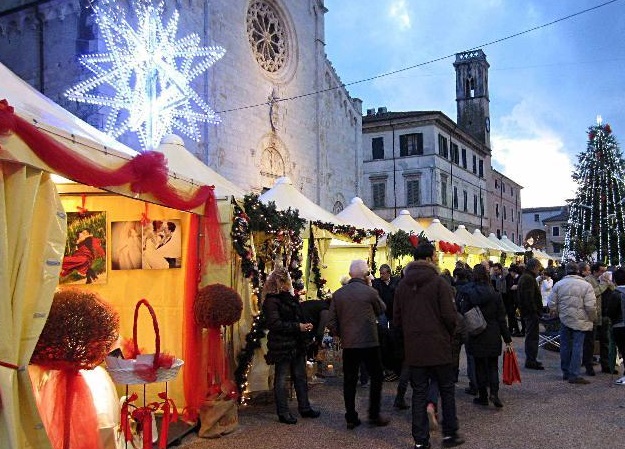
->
[[262, 266, 320, 424]]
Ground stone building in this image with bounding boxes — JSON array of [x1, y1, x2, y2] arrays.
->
[[0, 0, 361, 211], [361, 49, 522, 236], [522, 206, 568, 258], [490, 169, 523, 245]]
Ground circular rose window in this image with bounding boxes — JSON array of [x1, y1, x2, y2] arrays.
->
[[246, 1, 289, 73]]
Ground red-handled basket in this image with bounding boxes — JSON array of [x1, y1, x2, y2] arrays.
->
[[105, 299, 184, 385]]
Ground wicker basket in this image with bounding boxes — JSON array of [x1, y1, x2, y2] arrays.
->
[[106, 299, 184, 385]]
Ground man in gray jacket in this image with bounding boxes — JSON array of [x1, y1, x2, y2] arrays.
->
[[327, 259, 389, 429], [548, 262, 597, 384]]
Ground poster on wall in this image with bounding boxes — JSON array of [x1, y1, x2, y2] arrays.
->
[[142, 219, 182, 269], [60, 211, 107, 284], [111, 221, 143, 270]]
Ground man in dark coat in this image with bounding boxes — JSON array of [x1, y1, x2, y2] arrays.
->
[[372, 263, 401, 379], [393, 243, 464, 448], [327, 259, 389, 430], [517, 258, 544, 370]]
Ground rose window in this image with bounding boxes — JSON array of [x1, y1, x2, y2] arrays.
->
[[246, 1, 288, 73]]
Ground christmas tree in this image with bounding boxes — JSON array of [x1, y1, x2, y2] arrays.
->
[[563, 119, 625, 264]]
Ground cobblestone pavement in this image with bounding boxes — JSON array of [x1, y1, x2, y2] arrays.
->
[[179, 337, 625, 449]]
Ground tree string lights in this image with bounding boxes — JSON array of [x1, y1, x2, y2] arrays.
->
[[66, 0, 225, 150], [563, 120, 625, 264]]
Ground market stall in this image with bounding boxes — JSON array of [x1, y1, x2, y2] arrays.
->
[[0, 61, 240, 449]]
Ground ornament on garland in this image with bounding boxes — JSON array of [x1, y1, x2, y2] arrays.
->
[[387, 230, 429, 259]]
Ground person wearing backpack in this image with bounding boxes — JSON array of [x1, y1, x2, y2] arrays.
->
[[457, 264, 513, 408]]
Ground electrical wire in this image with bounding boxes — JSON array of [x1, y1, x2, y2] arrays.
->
[[215, 0, 622, 114]]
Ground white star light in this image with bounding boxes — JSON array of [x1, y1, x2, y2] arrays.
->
[[66, 1, 225, 150]]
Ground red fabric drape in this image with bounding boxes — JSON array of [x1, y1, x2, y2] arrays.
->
[[182, 215, 205, 422], [0, 99, 227, 264], [37, 370, 102, 449]]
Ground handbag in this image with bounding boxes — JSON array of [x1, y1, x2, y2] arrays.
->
[[464, 306, 487, 336], [503, 348, 522, 385]]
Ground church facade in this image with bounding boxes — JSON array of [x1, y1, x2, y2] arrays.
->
[[0, 0, 361, 211]]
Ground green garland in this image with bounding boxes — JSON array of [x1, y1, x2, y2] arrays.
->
[[387, 230, 429, 259], [232, 194, 306, 400]]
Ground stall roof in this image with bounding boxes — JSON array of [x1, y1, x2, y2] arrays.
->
[[424, 219, 463, 244], [472, 229, 506, 252], [453, 225, 486, 254], [336, 197, 397, 234], [488, 232, 525, 253], [157, 135, 245, 199], [0, 62, 237, 210], [258, 177, 345, 225], [390, 210, 426, 234]]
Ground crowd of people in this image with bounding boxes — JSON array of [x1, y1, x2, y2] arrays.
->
[[259, 245, 625, 449]]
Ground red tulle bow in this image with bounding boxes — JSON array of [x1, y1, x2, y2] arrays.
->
[[0, 99, 16, 135]]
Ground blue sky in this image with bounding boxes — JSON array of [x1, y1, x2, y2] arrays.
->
[[324, 0, 625, 208]]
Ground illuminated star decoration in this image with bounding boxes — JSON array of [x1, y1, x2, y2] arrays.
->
[[66, 0, 225, 150]]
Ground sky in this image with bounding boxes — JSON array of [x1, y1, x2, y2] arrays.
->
[[323, 0, 625, 208]]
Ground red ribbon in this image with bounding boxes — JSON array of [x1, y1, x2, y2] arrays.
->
[[76, 194, 88, 216], [140, 203, 150, 226], [131, 405, 157, 449], [157, 392, 179, 449], [120, 393, 138, 443], [0, 99, 227, 264]]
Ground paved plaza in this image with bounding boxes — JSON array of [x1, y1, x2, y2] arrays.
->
[[179, 336, 625, 449]]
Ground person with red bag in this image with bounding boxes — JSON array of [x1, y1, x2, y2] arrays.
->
[[457, 264, 513, 408]]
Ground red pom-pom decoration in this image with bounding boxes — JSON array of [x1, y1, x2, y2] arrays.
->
[[31, 288, 119, 370], [605, 124, 612, 134], [194, 283, 243, 329]]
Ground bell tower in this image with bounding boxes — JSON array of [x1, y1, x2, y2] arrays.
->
[[454, 49, 490, 148]]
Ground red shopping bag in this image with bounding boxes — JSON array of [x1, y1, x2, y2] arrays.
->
[[503, 348, 522, 385]]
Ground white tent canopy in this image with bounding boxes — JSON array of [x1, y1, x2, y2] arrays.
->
[[258, 177, 345, 225], [0, 62, 234, 212], [453, 225, 486, 254], [498, 235, 526, 253], [473, 229, 506, 252], [336, 197, 397, 234], [390, 210, 426, 234], [156, 135, 245, 199], [424, 219, 463, 245]]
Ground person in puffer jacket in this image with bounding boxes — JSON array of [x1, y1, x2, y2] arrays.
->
[[547, 262, 596, 384]]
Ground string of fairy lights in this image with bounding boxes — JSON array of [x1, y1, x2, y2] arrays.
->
[[563, 120, 625, 264]]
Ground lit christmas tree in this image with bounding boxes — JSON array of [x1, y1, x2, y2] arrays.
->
[[563, 118, 625, 264]]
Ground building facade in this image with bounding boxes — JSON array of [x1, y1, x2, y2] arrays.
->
[[522, 206, 568, 258], [0, 0, 360, 210], [361, 50, 522, 236], [490, 169, 523, 245]]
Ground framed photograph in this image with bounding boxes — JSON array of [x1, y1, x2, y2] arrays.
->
[[142, 219, 182, 269], [60, 211, 107, 284], [111, 221, 143, 270]]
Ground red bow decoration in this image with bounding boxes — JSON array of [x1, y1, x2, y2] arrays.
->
[[120, 393, 139, 443], [156, 392, 179, 449], [0, 99, 228, 264], [131, 403, 159, 449], [76, 194, 89, 216], [140, 203, 150, 227], [409, 234, 419, 247], [0, 99, 16, 135]]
